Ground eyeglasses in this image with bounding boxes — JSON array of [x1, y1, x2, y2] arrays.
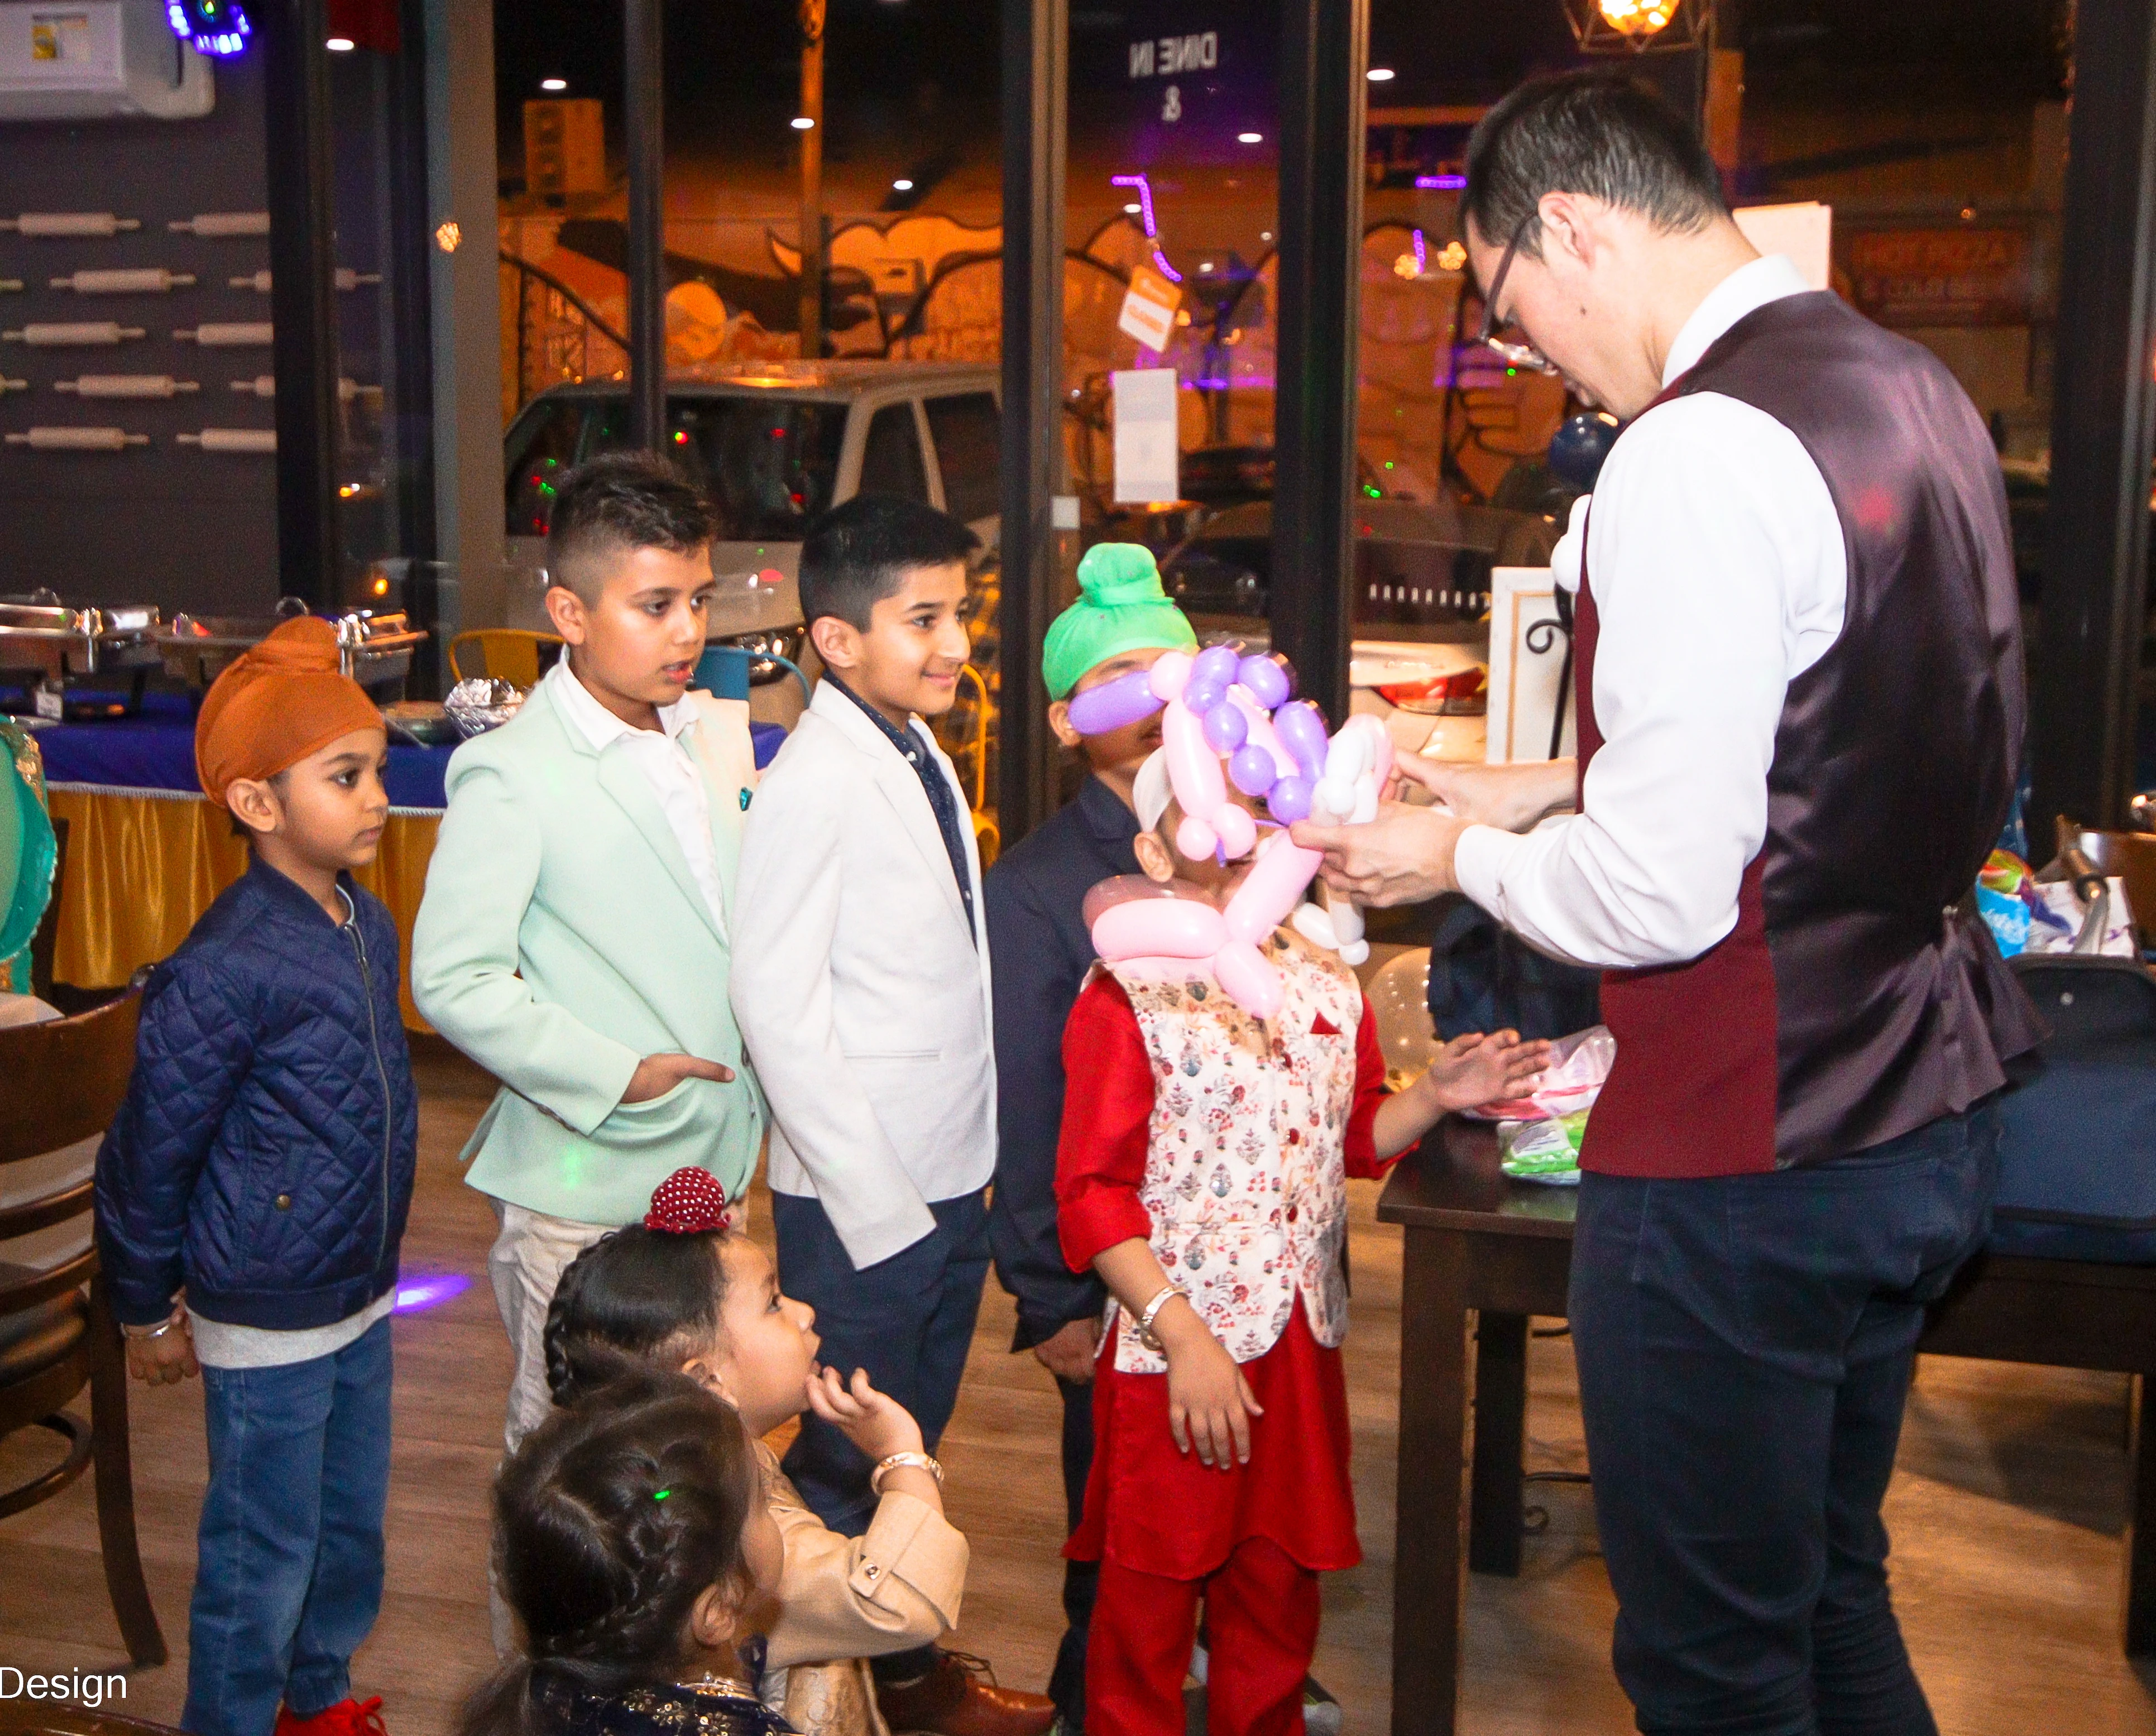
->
[[1474, 213, 1560, 377]]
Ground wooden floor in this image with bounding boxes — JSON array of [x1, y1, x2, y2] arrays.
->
[[4, 1041, 2154, 1735]]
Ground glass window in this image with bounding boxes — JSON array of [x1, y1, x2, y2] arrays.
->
[[857, 402, 931, 502], [923, 393, 1003, 525], [584, 395, 850, 541], [503, 397, 590, 538]]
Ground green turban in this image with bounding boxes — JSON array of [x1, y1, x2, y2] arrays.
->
[[1041, 543, 1198, 702]]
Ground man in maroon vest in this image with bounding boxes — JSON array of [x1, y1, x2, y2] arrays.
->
[[1295, 73, 2038, 1735]]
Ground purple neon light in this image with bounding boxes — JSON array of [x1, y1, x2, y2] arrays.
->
[[1150, 248, 1184, 285], [1412, 229, 1427, 274], [392, 1274, 473, 1315], [1415, 174, 1467, 190], [1111, 174, 1159, 237]]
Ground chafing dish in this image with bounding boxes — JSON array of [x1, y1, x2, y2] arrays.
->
[[159, 604, 431, 690], [0, 598, 163, 680]]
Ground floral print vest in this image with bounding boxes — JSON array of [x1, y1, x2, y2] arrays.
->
[[1101, 930, 1361, 1374]]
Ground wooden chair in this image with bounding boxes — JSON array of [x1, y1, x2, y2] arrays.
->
[[447, 629, 563, 687], [0, 986, 164, 1666]]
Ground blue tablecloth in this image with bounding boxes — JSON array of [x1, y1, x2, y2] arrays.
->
[[34, 692, 784, 811]]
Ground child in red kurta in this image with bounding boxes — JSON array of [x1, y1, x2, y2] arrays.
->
[[1055, 754, 1547, 1736]]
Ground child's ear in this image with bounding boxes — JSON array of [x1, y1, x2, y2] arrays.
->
[[807, 615, 860, 674], [544, 583, 588, 645], [687, 1578, 746, 1648], [678, 1353, 735, 1407], [225, 778, 282, 838], [1132, 828, 1177, 885], [1047, 699, 1082, 750]]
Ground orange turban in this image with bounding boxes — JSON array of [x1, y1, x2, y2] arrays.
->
[[194, 617, 383, 808]]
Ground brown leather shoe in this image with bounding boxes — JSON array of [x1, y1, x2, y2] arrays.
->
[[874, 1650, 1057, 1736]]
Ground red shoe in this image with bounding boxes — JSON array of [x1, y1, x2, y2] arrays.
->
[[875, 1652, 1055, 1736], [276, 1697, 388, 1736]]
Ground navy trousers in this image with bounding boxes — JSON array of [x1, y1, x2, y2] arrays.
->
[[1569, 1102, 2000, 1736], [1052, 1372, 1101, 1732], [773, 1186, 992, 1536]]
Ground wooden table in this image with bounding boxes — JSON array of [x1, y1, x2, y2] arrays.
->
[[1377, 1120, 2156, 1736]]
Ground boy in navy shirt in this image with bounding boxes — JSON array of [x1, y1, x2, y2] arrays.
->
[[98, 617, 417, 1736]]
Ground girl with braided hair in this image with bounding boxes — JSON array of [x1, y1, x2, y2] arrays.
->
[[544, 1171, 970, 1736], [460, 1368, 787, 1736]]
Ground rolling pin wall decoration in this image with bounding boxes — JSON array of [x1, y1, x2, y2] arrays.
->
[[0, 208, 377, 462], [0, 213, 142, 236]]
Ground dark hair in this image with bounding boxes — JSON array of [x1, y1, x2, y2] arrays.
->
[[544, 1225, 734, 1408], [457, 1370, 758, 1736], [1462, 71, 1727, 260], [798, 493, 980, 630], [547, 452, 720, 603]]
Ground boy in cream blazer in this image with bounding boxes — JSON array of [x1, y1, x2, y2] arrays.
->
[[733, 496, 1050, 1736], [412, 455, 763, 1460]]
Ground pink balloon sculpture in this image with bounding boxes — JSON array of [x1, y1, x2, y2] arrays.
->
[[1084, 650, 1393, 1017]]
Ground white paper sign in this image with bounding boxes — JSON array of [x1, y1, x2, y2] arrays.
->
[[1733, 202, 1833, 291], [1111, 367, 1179, 504], [1116, 263, 1181, 352], [1484, 566, 1577, 764]]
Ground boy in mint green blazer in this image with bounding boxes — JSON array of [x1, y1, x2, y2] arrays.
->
[[412, 454, 763, 1461]]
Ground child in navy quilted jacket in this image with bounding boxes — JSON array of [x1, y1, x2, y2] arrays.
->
[[94, 617, 418, 1736]]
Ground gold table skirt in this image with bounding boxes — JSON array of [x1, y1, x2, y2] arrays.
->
[[47, 785, 438, 1030]]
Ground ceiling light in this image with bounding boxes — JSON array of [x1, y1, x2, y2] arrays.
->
[[893, 179, 914, 191], [325, 36, 354, 51], [791, 116, 815, 131], [1367, 66, 1395, 81], [540, 78, 567, 92], [1123, 203, 1142, 214], [1237, 131, 1262, 144]]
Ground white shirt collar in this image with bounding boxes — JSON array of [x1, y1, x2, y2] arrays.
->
[[1661, 253, 1812, 387], [545, 658, 694, 752]]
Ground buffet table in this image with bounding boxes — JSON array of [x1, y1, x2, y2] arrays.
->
[[34, 693, 783, 1030], [1377, 1120, 2156, 1736]]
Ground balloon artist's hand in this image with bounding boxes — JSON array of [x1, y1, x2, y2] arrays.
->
[[622, 1052, 735, 1104], [1157, 1299, 1263, 1469], [1292, 799, 1467, 907], [1032, 1316, 1102, 1385], [1392, 754, 1577, 833]]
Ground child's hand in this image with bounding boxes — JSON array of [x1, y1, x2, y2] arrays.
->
[[1421, 1029, 1551, 1112], [1158, 1305, 1263, 1469], [806, 1365, 926, 1463], [622, 1052, 736, 1104], [124, 1312, 199, 1387]]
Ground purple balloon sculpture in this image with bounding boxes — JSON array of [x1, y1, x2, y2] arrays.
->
[[1237, 654, 1291, 710], [1066, 668, 1165, 736], [1267, 775, 1315, 824], [1201, 702, 1249, 754], [1272, 701, 1330, 783], [1228, 744, 1277, 798]]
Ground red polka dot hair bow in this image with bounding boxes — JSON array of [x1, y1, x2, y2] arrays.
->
[[644, 1168, 736, 1234]]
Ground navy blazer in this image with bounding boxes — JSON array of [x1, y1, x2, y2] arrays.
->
[[983, 776, 1139, 1347], [95, 855, 418, 1331]]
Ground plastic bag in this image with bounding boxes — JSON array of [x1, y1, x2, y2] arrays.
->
[[1499, 1110, 1587, 1185], [1465, 1023, 1614, 1123], [444, 677, 526, 740]]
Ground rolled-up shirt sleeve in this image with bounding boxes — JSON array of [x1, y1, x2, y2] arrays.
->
[[1056, 973, 1158, 1273], [1455, 391, 1846, 971]]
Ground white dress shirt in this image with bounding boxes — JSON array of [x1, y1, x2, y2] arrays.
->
[[1455, 254, 1849, 970], [545, 660, 730, 939]]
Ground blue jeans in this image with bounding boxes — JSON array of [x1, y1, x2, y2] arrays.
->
[[1569, 1103, 2000, 1736], [184, 1318, 393, 1736]]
